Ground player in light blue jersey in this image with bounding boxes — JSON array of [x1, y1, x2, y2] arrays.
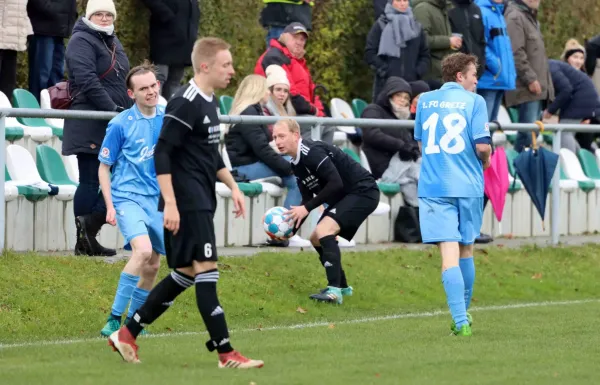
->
[[97, 62, 165, 337], [414, 53, 492, 336]]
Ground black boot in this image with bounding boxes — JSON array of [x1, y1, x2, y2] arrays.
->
[[475, 233, 494, 244], [76, 213, 117, 256], [74, 219, 88, 255]]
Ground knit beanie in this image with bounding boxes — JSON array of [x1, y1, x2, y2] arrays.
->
[[86, 0, 117, 21], [266, 65, 290, 88], [561, 38, 585, 61]]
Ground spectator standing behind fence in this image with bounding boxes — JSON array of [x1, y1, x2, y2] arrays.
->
[[0, 0, 32, 99], [225, 75, 311, 248], [448, 0, 486, 79], [505, 0, 553, 153], [544, 60, 600, 153], [141, 0, 199, 100], [63, 0, 131, 257], [255, 22, 334, 143], [360, 77, 421, 197], [474, 0, 515, 122], [364, 0, 430, 102], [260, 0, 313, 48], [584, 34, 600, 93], [413, 0, 460, 90], [26, 0, 77, 102]]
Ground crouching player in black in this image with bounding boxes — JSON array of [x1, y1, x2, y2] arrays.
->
[[273, 119, 380, 304]]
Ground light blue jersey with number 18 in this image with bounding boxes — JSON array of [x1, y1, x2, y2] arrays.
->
[[414, 82, 490, 198]]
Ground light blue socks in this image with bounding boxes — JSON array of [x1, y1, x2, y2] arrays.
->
[[111, 272, 140, 318], [459, 257, 476, 310], [127, 287, 150, 319], [442, 266, 468, 329]]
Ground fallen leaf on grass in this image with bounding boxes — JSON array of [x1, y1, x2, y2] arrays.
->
[[328, 323, 335, 329], [375, 373, 381, 378], [532, 273, 543, 279], [265, 272, 270, 277], [296, 306, 307, 314], [505, 233, 514, 239]]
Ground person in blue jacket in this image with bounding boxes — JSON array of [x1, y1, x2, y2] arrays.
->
[[544, 59, 600, 153], [474, 0, 515, 121]]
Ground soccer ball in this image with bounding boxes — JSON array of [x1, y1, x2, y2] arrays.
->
[[263, 206, 294, 240]]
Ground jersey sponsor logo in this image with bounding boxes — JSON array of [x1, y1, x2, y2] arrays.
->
[[100, 147, 110, 158], [135, 138, 145, 144], [208, 124, 221, 144], [301, 174, 320, 190], [139, 144, 156, 162]]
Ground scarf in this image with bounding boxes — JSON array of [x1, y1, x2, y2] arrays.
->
[[390, 99, 411, 120], [377, 3, 421, 59], [82, 16, 115, 36]]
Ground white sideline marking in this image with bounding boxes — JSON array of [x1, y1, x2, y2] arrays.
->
[[1, 298, 597, 350]]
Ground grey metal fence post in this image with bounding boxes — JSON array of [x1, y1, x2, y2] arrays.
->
[[0, 115, 5, 253], [551, 129, 562, 245], [310, 123, 323, 230]]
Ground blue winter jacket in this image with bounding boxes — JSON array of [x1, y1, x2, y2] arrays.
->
[[547, 59, 600, 120], [475, 0, 516, 90]]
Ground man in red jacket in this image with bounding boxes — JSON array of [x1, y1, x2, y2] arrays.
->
[[255, 22, 325, 118]]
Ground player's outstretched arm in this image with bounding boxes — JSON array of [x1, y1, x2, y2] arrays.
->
[[217, 168, 246, 219]]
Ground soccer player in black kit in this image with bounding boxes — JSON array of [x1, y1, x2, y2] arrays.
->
[[273, 119, 380, 304], [108, 37, 264, 369]]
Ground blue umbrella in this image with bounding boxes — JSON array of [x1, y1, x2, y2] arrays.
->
[[512, 132, 559, 229]]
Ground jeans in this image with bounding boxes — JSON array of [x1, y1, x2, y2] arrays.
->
[[156, 64, 185, 100], [265, 27, 285, 48], [235, 159, 302, 209], [477, 89, 504, 121], [74, 153, 107, 218], [513, 100, 542, 152], [28, 35, 65, 102]]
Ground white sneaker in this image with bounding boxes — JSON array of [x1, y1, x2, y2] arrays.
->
[[287, 235, 312, 247], [337, 237, 356, 248]]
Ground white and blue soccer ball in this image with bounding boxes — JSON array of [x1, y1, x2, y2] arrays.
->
[[263, 206, 294, 240]]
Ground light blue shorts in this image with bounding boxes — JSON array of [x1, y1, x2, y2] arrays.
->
[[418, 197, 484, 245], [113, 192, 165, 255]]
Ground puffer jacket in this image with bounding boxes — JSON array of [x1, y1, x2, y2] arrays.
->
[[504, 0, 554, 107], [27, 0, 77, 38], [475, 0, 516, 90], [0, 0, 33, 51], [360, 77, 419, 179], [62, 18, 131, 156], [413, 0, 453, 82], [547, 60, 600, 121]]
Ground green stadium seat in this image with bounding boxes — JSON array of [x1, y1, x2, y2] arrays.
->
[[36, 145, 78, 186], [342, 147, 360, 163], [5, 126, 24, 142], [11, 88, 63, 139], [219, 95, 233, 115], [508, 107, 519, 123], [577, 149, 600, 180], [351, 98, 368, 118]]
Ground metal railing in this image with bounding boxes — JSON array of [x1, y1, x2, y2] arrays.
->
[[1, 107, 600, 251]]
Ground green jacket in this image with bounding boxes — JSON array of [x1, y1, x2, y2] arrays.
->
[[413, 0, 453, 81]]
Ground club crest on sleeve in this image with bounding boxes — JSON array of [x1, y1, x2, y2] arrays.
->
[[100, 147, 110, 158], [484, 122, 490, 132]]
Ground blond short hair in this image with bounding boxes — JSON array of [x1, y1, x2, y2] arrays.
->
[[191, 37, 231, 73], [275, 118, 300, 133]]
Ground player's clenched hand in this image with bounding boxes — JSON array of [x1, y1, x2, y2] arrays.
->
[[232, 188, 246, 219], [106, 206, 117, 226], [286, 205, 309, 229], [164, 201, 180, 235]]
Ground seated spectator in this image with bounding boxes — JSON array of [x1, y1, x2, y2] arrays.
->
[[263, 65, 296, 131], [225, 74, 310, 247], [561, 39, 586, 73], [364, 0, 430, 102], [409, 80, 430, 119], [255, 22, 334, 143], [63, 0, 131, 256], [360, 77, 420, 206], [544, 59, 600, 153]]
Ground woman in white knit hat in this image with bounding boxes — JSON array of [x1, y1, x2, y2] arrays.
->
[[63, 0, 131, 257], [264, 64, 296, 119]]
